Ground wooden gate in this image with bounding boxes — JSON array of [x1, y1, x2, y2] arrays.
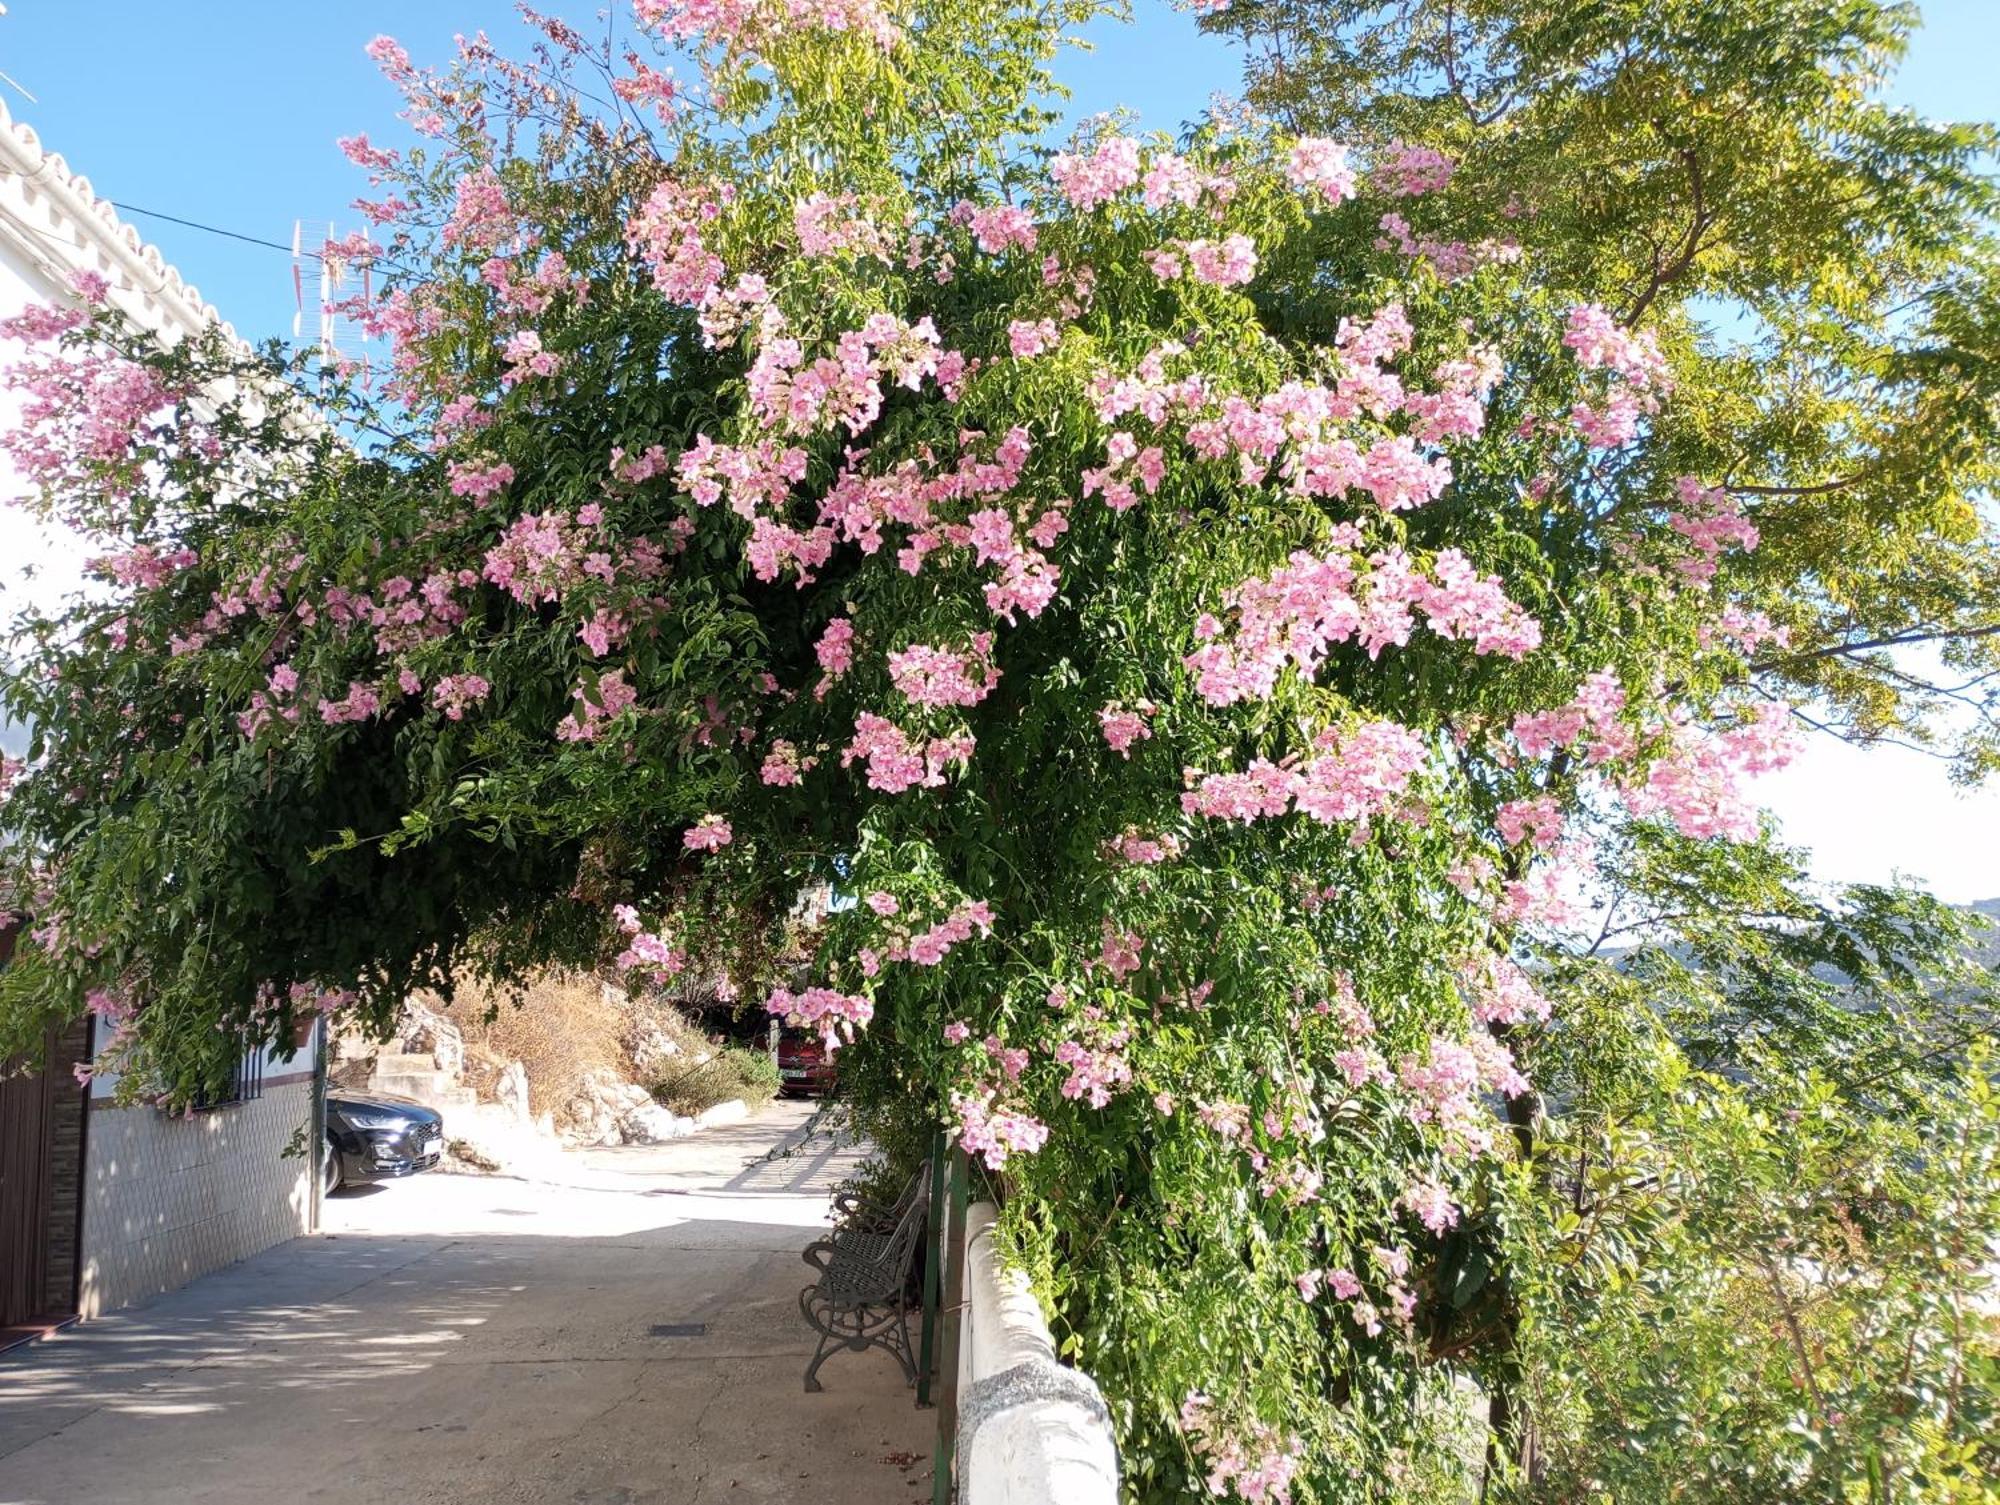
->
[[1, 1030, 65, 1326], [1, 912, 89, 1329]]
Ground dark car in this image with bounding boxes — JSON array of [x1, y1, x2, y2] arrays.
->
[[324, 1090, 445, 1192], [777, 1028, 837, 1097]]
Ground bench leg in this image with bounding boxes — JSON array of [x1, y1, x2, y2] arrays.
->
[[804, 1326, 835, 1393], [895, 1303, 918, 1386]]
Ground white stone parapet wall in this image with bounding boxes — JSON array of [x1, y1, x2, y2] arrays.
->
[[956, 1201, 1120, 1505], [78, 1078, 315, 1318]]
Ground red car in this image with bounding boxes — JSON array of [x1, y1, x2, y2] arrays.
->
[[777, 1028, 838, 1097]]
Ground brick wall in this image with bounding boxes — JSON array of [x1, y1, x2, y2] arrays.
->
[[78, 1077, 314, 1318]]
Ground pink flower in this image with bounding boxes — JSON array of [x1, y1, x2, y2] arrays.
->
[[1184, 234, 1258, 287], [1374, 142, 1455, 197], [1099, 703, 1152, 756], [447, 459, 515, 504], [1006, 318, 1060, 358], [1495, 795, 1562, 849], [1400, 1176, 1459, 1234], [943, 1021, 972, 1045], [1286, 137, 1356, 205], [1050, 136, 1141, 212], [767, 983, 876, 1052], [683, 813, 733, 852], [964, 202, 1038, 255], [760, 739, 814, 786], [865, 891, 900, 916]]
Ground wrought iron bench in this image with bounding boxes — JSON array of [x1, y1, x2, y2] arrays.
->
[[800, 1161, 931, 1392]]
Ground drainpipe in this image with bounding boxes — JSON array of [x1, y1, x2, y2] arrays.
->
[[310, 1016, 327, 1232]]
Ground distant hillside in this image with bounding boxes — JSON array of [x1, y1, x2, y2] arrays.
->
[[1968, 899, 2000, 970]]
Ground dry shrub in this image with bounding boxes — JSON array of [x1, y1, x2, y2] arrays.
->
[[418, 969, 630, 1119]]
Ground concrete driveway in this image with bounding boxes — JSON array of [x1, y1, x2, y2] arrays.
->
[[0, 1102, 933, 1504]]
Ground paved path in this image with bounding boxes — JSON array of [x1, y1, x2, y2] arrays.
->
[[0, 1102, 933, 1504]]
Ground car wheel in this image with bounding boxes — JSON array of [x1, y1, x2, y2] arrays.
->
[[322, 1134, 343, 1196]]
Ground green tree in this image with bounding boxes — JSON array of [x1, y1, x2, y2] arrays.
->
[[1213, 0, 2000, 776], [0, 3, 1994, 1500]]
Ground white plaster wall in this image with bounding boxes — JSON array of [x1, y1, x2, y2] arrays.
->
[[956, 1201, 1120, 1505], [0, 129, 319, 1316], [0, 232, 88, 619]]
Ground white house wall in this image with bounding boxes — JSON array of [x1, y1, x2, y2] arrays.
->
[[0, 102, 318, 1320]]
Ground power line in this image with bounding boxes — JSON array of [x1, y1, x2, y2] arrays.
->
[[109, 201, 313, 258]]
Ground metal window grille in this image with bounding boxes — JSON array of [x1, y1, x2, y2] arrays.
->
[[189, 1045, 264, 1112]]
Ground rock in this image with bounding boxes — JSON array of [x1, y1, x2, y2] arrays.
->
[[620, 1103, 695, 1145], [628, 1027, 683, 1075], [495, 1060, 531, 1124], [694, 1098, 750, 1129], [399, 1000, 466, 1078]]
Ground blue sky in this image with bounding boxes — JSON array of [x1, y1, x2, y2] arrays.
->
[[0, 0, 1996, 898]]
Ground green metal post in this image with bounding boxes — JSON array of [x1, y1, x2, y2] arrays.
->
[[916, 1129, 945, 1408], [931, 1148, 970, 1505]]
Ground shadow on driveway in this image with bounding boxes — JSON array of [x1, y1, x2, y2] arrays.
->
[[0, 1103, 933, 1505]]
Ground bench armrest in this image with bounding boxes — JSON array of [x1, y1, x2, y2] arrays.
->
[[832, 1192, 900, 1228]]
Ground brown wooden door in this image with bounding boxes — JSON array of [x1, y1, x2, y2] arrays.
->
[[1, 1033, 60, 1326], [1, 1019, 87, 1328]]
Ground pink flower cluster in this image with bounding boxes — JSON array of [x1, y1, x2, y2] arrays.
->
[[903, 899, 996, 967], [1623, 707, 1796, 841], [1179, 1394, 1305, 1505], [1373, 142, 1455, 197], [500, 329, 563, 387], [1098, 702, 1153, 756], [794, 192, 888, 260], [316, 680, 382, 727], [447, 458, 515, 504], [1006, 318, 1060, 358], [814, 616, 856, 694], [443, 168, 513, 253], [952, 1089, 1050, 1170], [432, 674, 491, 721], [555, 670, 639, 742], [625, 177, 728, 306], [957, 201, 1038, 256], [766, 983, 876, 1051], [811, 428, 1062, 623], [1185, 540, 1539, 707], [759, 739, 816, 785], [613, 903, 689, 983], [1496, 795, 1562, 848], [482, 511, 591, 605], [1511, 670, 1634, 763], [1104, 827, 1179, 865], [635, 0, 900, 51], [887, 634, 1000, 709], [1286, 136, 1356, 205], [1668, 476, 1760, 584], [1182, 719, 1429, 830], [1563, 305, 1670, 391], [1460, 953, 1553, 1028], [1055, 1027, 1133, 1108], [1400, 1175, 1459, 1235], [840, 713, 974, 793], [1050, 135, 1141, 211], [746, 312, 943, 438], [1181, 234, 1259, 287], [1374, 213, 1522, 282], [683, 813, 733, 851], [1398, 1032, 1530, 1156]]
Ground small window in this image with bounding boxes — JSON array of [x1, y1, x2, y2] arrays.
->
[[189, 1046, 264, 1112]]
